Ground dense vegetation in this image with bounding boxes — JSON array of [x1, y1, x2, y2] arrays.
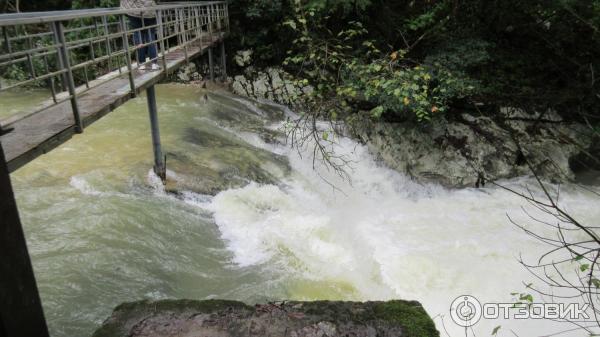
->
[[227, 0, 600, 125]]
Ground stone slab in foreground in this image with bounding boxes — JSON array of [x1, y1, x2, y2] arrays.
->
[[92, 299, 439, 337]]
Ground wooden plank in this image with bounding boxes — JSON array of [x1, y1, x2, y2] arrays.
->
[[1, 33, 225, 172]]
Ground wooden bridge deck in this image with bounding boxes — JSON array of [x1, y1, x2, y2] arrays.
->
[[1, 33, 225, 172]]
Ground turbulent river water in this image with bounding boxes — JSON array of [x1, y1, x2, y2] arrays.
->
[[6, 84, 600, 337]]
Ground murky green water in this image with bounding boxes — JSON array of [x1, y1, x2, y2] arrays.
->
[[11, 85, 295, 337], [8, 84, 600, 337], [0, 87, 50, 120]]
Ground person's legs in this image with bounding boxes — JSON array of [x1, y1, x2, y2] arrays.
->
[[147, 27, 158, 63], [143, 18, 158, 66], [128, 16, 146, 64]]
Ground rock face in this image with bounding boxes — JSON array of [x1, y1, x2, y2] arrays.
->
[[348, 108, 594, 188], [92, 299, 439, 337], [229, 69, 595, 187], [231, 67, 312, 107]]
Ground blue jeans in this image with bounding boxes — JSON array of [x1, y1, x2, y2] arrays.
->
[[128, 16, 158, 64]]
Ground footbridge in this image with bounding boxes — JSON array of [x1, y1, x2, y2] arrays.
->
[[0, 1, 229, 175], [0, 2, 229, 337]]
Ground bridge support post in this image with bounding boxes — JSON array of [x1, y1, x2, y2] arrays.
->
[[146, 85, 166, 182], [208, 47, 215, 82], [220, 41, 226, 81], [0, 140, 50, 337]]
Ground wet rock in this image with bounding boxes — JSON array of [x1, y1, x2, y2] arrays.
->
[[92, 299, 439, 337], [164, 127, 290, 196], [172, 62, 203, 83], [348, 109, 594, 188], [231, 67, 312, 107], [169, 61, 219, 84], [569, 134, 600, 185]]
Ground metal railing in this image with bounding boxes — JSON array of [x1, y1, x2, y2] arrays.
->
[[0, 1, 229, 130]]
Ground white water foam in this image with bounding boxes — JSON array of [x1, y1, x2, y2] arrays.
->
[[196, 127, 600, 336], [177, 99, 600, 336], [70, 176, 105, 196]]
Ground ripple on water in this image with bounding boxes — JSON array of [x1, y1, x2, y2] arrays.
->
[[9, 84, 600, 337]]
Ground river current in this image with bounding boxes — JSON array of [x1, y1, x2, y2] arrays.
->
[[6, 84, 600, 337]]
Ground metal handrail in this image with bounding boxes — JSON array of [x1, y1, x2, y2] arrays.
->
[[0, 1, 229, 128], [0, 2, 226, 26]]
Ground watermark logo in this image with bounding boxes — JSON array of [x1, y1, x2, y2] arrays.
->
[[449, 295, 591, 327], [450, 295, 482, 327]]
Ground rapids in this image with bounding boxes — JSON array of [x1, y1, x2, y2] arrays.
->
[[5, 84, 599, 337]]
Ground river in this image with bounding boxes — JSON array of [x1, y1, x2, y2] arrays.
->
[[6, 84, 600, 337]]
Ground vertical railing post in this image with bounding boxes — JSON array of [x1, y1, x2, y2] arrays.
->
[[119, 15, 136, 96], [52, 21, 83, 133], [174, 9, 182, 46], [51, 24, 68, 92], [101, 16, 113, 73], [193, 6, 202, 50], [225, 3, 230, 33], [207, 4, 213, 42], [0, 141, 51, 337], [178, 8, 189, 64], [216, 3, 222, 32], [26, 53, 36, 80], [165, 10, 172, 51], [146, 86, 166, 182], [2, 26, 12, 53], [43, 54, 58, 103], [220, 40, 226, 81], [156, 10, 168, 74]]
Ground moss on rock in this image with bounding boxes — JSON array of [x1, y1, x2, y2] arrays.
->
[[92, 299, 439, 337], [373, 300, 439, 337]]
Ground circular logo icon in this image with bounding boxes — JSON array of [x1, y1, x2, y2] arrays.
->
[[450, 295, 482, 327]]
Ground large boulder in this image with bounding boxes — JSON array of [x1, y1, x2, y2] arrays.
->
[[92, 299, 439, 337], [348, 108, 594, 188]]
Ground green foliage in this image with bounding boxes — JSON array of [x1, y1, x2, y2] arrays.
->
[[282, 3, 477, 122], [373, 301, 439, 337], [0, 31, 55, 88], [424, 39, 492, 73], [403, 1, 449, 31], [0, 0, 119, 86], [340, 58, 477, 121], [510, 291, 534, 307], [226, 0, 293, 67], [3, 64, 28, 82], [71, 0, 118, 9], [279, 0, 600, 124], [305, 0, 372, 14]]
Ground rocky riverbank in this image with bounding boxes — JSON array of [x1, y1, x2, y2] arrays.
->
[[230, 68, 597, 188], [231, 67, 312, 108], [92, 299, 439, 337], [347, 109, 595, 187]]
